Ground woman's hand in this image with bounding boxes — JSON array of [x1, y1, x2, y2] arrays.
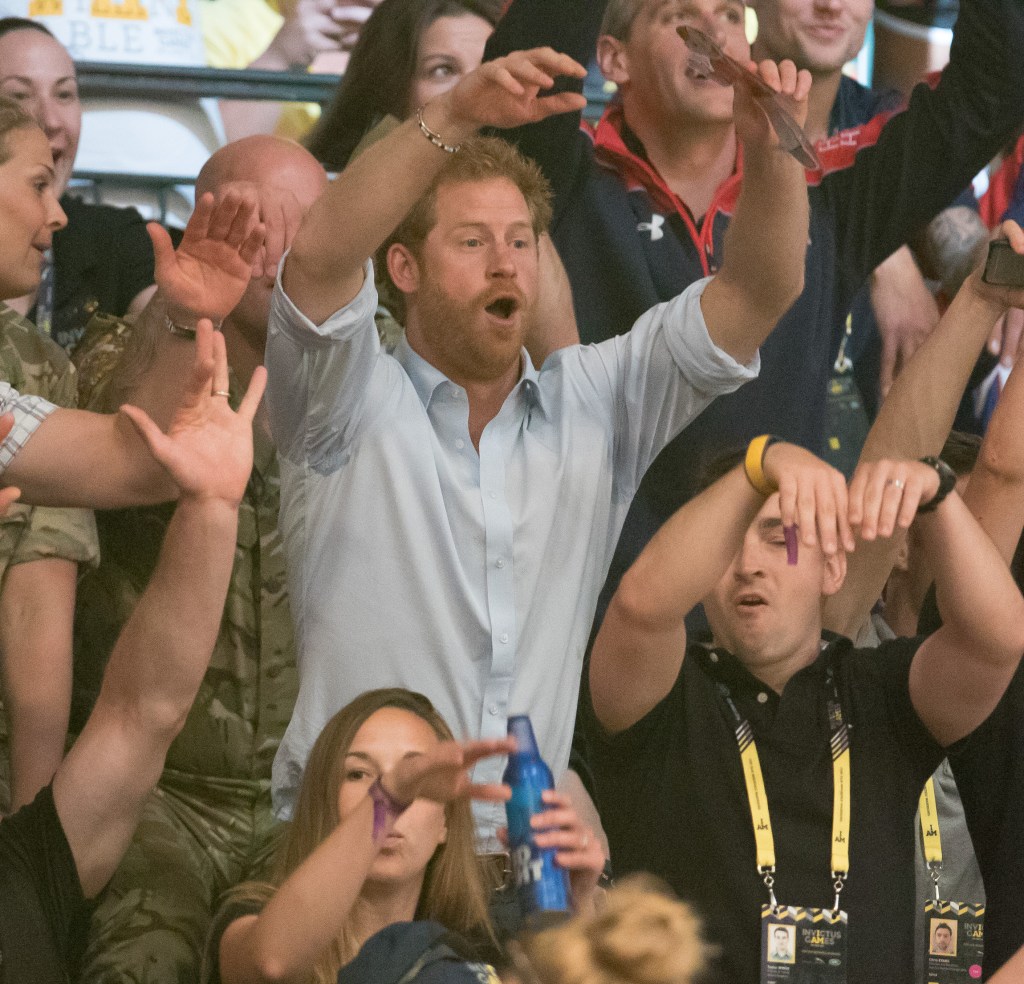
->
[[526, 790, 606, 916], [384, 737, 515, 807]]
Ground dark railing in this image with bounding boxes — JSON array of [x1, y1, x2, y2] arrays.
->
[[70, 61, 612, 213], [76, 61, 342, 104]]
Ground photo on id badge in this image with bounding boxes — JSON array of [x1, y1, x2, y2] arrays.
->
[[924, 902, 984, 983], [760, 907, 847, 983]]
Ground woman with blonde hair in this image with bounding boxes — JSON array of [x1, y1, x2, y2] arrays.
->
[[205, 688, 604, 984], [509, 876, 710, 984]]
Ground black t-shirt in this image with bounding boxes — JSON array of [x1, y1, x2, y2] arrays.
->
[[41, 196, 156, 355], [948, 663, 1024, 978], [584, 635, 944, 984], [0, 785, 88, 983]]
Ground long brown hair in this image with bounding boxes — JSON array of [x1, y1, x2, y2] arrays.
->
[[304, 0, 502, 171], [210, 689, 496, 984]]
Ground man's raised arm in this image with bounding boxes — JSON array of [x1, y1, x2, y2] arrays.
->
[[50, 334, 266, 899], [282, 48, 587, 326], [823, 221, 1024, 638], [843, 459, 1024, 748], [591, 442, 850, 735], [698, 60, 812, 365]]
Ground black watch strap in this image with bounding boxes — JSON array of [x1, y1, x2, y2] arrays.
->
[[917, 456, 957, 514]]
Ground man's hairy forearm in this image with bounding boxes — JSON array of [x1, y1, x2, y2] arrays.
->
[[98, 494, 237, 731], [707, 144, 808, 362], [5, 410, 175, 509]]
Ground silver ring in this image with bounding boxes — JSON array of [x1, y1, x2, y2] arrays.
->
[[885, 478, 905, 490], [212, 390, 231, 398]]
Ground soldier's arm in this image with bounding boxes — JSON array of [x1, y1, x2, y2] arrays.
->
[[0, 557, 77, 811], [51, 345, 264, 898]]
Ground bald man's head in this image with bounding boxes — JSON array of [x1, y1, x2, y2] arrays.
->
[[196, 135, 327, 201], [199, 137, 327, 341]]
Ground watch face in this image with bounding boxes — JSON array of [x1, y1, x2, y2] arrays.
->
[[920, 457, 957, 512]]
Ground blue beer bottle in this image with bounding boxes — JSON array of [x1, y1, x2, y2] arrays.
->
[[503, 715, 570, 921]]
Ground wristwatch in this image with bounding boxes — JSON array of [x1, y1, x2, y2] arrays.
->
[[917, 456, 957, 514]]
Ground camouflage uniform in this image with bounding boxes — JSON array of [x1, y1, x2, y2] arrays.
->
[[0, 302, 99, 757], [71, 314, 297, 984]]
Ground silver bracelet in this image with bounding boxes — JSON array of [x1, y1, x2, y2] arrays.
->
[[416, 106, 461, 154], [164, 313, 221, 340], [165, 313, 196, 340]]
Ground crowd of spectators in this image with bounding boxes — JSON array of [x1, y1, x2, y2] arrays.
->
[[1, 0, 1024, 983]]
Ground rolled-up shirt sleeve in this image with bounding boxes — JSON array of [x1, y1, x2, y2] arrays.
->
[[565, 277, 761, 498], [0, 382, 57, 478], [266, 258, 398, 473]]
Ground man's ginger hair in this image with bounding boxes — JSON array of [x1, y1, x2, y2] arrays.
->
[[379, 135, 552, 319]]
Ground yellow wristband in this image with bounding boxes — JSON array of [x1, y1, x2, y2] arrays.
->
[[744, 435, 778, 497]]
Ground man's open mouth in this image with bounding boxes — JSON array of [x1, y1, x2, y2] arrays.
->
[[737, 594, 767, 608], [485, 296, 520, 319]]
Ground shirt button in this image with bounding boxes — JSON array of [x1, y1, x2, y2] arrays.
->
[[489, 705, 499, 715], [455, 438, 465, 450], [489, 491, 498, 500], [496, 558, 505, 568], [709, 652, 719, 663], [500, 632, 509, 644], [757, 692, 769, 704]]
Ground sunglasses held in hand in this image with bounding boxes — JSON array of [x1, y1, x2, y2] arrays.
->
[[677, 26, 820, 170]]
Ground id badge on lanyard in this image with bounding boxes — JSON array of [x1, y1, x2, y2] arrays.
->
[[720, 665, 851, 984], [919, 778, 985, 982]]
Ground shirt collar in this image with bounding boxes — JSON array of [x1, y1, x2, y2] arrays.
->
[[394, 334, 548, 417]]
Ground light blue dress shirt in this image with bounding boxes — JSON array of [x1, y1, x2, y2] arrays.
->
[[266, 261, 759, 841]]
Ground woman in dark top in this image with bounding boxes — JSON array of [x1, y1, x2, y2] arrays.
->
[[0, 16, 156, 354], [204, 689, 604, 984]]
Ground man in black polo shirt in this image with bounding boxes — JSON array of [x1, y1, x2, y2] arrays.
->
[[585, 439, 1024, 984]]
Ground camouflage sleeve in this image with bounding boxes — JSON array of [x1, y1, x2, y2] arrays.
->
[[72, 313, 134, 413], [0, 313, 101, 568], [8, 505, 99, 569]]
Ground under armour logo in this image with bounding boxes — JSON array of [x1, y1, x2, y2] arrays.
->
[[638, 214, 665, 241]]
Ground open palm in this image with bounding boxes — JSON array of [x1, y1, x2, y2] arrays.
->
[[148, 190, 266, 326], [446, 48, 588, 133], [121, 322, 265, 505], [388, 737, 514, 806]]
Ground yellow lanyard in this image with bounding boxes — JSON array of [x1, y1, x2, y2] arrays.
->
[[919, 777, 943, 901], [721, 665, 852, 910]]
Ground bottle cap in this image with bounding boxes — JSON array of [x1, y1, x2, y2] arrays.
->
[[507, 715, 539, 756]]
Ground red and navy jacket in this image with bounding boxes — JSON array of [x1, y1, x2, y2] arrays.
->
[[485, 0, 1024, 573]]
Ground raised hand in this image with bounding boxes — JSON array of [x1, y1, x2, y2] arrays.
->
[[762, 442, 855, 556], [848, 458, 942, 541], [148, 190, 266, 326], [732, 57, 813, 155], [215, 181, 309, 282], [119, 321, 266, 506], [441, 47, 588, 134], [385, 737, 515, 807]]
